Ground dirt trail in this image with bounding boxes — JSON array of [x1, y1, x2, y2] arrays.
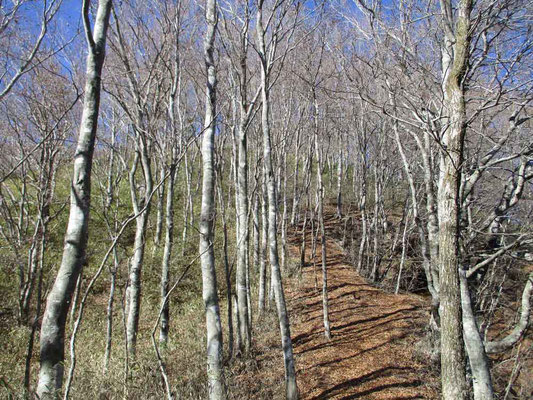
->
[[284, 214, 437, 399]]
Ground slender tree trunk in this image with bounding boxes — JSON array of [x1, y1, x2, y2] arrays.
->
[[257, 4, 298, 397], [69, 272, 82, 330], [103, 247, 118, 373], [300, 141, 313, 270], [24, 219, 46, 393], [395, 208, 410, 295], [253, 193, 260, 273], [313, 93, 331, 339], [357, 154, 367, 273], [103, 129, 118, 373], [371, 166, 380, 281], [21, 218, 40, 322], [159, 40, 181, 345], [390, 92, 438, 304], [258, 177, 268, 317], [216, 170, 234, 359], [290, 128, 301, 226], [126, 139, 153, 357], [311, 209, 318, 289], [181, 152, 191, 255], [201, 0, 225, 397], [281, 152, 288, 272], [154, 163, 165, 247], [236, 118, 251, 353], [159, 154, 177, 345], [336, 153, 342, 219], [246, 244, 252, 328], [423, 130, 440, 292], [36, 1, 112, 397], [232, 294, 241, 353]]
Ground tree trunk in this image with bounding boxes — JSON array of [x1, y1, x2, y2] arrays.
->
[[290, 128, 301, 226], [181, 152, 192, 255], [313, 93, 331, 339], [236, 117, 251, 353], [36, 1, 112, 397], [460, 270, 494, 400], [253, 193, 260, 273], [103, 247, 118, 373], [258, 177, 268, 317], [281, 152, 288, 272], [336, 153, 342, 219], [390, 92, 438, 305], [159, 155, 177, 345], [154, 163, 165, 247], [438, 1, 473, 398], [257, 3, 298, 397], [216, 169, 234, 359], [395, 208, 410, 295], [200, 0, 225, 397], [126, 138, 153, 357]]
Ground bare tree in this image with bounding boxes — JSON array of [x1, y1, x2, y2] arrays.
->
[[36, 0, 112, 397], [436, 1, 473, 398], [0, 0, 63, 101], [256, 0, 299, 397], [200, 0, 226, 397]]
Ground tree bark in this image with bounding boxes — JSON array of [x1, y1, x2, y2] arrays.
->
[[216, 171, 234, 359], [236, 105, 251, 353], [336, 152, 343, 219], [37, 1, 112, 397], [126, 137, 153, 357], [201, 0, 226, 397], [290, 128, 301, 226], [258, 177, 268, 317], [159, 154, 177, 345], [460, 270, 494, 400], [313, 92, 331, 339], [438, 1, 473, 398], [257, 2, 298, 397]]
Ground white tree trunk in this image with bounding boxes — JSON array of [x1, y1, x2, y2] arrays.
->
[[159, 156, 177, 345], [258, 177, 268, 317], [37, 1, 112, 397], [290, 129, 301, 226], [257, 3, 298, 397], [126, 139, 153, 357], [200, 0, 225, 397], [236, 119, 251, 352], [336, 153, 343, 219], [313, 93, 331, 339], [459, 270, 494, 400]]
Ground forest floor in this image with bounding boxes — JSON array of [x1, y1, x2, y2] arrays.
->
[[242, 210, 439, 399]]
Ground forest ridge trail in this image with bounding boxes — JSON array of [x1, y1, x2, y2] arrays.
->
[[285, 214, 437, 399]]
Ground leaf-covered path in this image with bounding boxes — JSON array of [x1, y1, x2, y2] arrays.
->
[[282, 214, 438, 399]]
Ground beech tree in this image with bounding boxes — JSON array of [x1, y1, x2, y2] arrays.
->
[[256, 0, 299, 397], [200, 0, 225, 397], [36, 0, 112, 397]]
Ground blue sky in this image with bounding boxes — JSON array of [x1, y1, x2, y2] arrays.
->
[[58, 0, 82, 26]]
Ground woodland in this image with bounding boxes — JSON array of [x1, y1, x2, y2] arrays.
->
[[0, 0, 532, 399]]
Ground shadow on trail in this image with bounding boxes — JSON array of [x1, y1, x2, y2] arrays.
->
[[284, 209, 436, 399], [309, 367, 421, 399]]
